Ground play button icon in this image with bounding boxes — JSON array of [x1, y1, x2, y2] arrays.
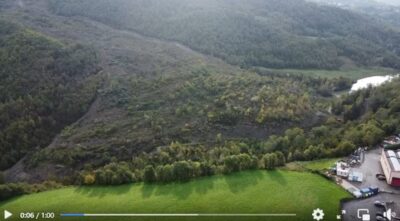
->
[[4, 210, 12, 219]]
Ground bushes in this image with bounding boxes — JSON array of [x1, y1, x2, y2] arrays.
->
[[31, 111, 395, 187], [199, 162, 216, 177], [0, 181, 63, 201], [143, 166, 157, 183], [303, 145, 324, 161], [156, 165, 173, 183], [0, 183, 30, 201], [223, 154, 255, 173], [83, 174, 96, 185], [262, 152, 286, 170], [172, 161, 192, 182], [0, 172, 4, 184], [83, 162, 135, 185], [334, 141, 356, 157], [142, 161, 212, 183], [223, 156, 241, 173], [75, 114, 389, 185], [208, 110, 241, 126]]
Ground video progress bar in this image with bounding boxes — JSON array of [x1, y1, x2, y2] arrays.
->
[[61, 213, 297, 217]]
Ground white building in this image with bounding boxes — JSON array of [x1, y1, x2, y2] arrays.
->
[[380, 149, 400, 187], [348, 171, 363, 182], [336, 161, 350, 177]]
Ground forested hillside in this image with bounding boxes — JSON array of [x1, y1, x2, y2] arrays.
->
[[50, 0, 400, 69], [0, 20, 102, 170], [310, 0, 400, 29], [17, 59, 347, 184], [20, 77, 400, 186], [0, 0, 399, 199]]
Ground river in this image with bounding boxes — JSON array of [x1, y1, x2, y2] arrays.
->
[[350, 75, 399, 92]]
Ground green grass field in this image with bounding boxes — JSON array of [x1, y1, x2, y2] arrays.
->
[[285, 158, 341, 172], [301, 159, 341, 171], [259, 67, 398, 79], [0, 170, 350, 221]]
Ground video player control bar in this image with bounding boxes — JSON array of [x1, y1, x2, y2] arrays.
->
[[60, 213, 297, 217]]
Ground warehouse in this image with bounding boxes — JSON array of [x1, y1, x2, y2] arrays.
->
[[380, 149, 400, 187]]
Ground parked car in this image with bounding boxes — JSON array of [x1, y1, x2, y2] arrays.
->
[[369, 187, 379, 195], [374, 201, 386, 208], [376, 174, 386, 180], [360, 187, 379, 198]]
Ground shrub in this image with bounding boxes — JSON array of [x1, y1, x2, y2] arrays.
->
[[0, 172, 4, 184], [143, 165, 157, 183], [0, 181, 63, 201], [83, 174, 96, 185], [92, 162, 135, 185], [172, 161, 192, 181]]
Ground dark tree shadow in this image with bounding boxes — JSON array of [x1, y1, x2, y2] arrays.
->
[[150, 176, 216, 200], [223, 170, 264, 194], [140, 183, 156, 199], [265, 170, 287, 186], [73, 184, 133, 198]]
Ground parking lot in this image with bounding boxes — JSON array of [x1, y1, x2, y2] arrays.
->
[[341, 148, 400, 221], [352, 148, 400, 194]]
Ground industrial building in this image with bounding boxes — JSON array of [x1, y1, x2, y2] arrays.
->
[[380, 149, 400, 187]]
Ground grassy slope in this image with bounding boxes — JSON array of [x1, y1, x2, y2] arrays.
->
[[301, 158, 340, 170], [0, 170, 350, 221], [285, 158, 341, 171], [258, 67, 398, 79]]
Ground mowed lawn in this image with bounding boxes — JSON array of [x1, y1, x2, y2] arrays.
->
[[0, 170, 351, 221], [301, 158, 341, 171], [285, 158, 341, 172]]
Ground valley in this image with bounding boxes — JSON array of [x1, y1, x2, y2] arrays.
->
[[1, 0, 336, 184], [0, 1, 400, 221]]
